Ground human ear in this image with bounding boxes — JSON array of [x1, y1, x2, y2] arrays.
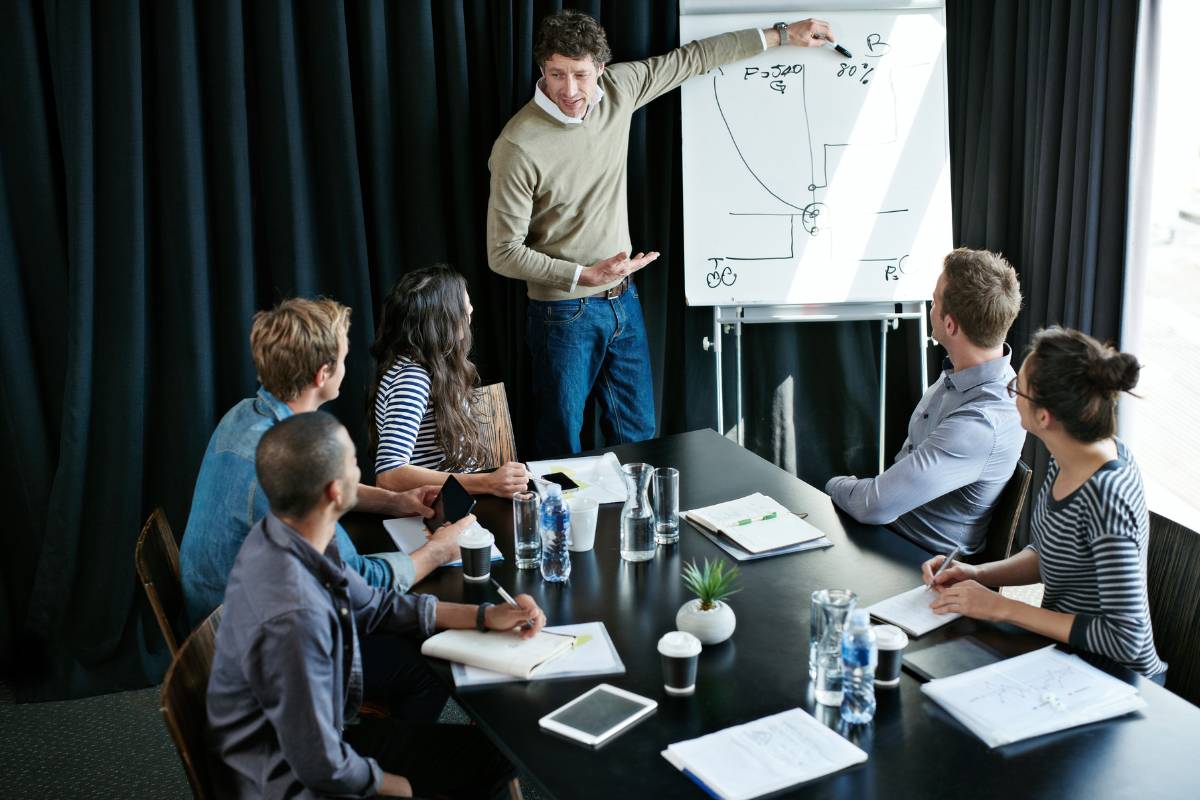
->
[[314, 363, 330, 389]]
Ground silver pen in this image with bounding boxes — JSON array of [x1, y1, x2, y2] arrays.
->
[[489, 579, 573, 639], [926, 546, 962, 590]]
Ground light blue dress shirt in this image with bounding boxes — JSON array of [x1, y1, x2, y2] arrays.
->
[[825, 345, 1026, 554]]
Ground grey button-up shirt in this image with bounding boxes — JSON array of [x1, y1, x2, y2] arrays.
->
[[207, 514, 438, 799], [825, 345, 1026, 555]]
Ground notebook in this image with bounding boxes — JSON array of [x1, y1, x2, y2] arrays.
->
[[662, 707, 868, 799], [684, 493, 829, 555], [864, 585, 961, 637], [921, 645, 1147, 748], [382, 517, 502, 567], [450, 622, 624, 687], [420, 628, 578, 680]]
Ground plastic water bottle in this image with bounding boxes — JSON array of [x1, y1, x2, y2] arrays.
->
[[539, 483, 571, 583], [840, 610, 877, 724]]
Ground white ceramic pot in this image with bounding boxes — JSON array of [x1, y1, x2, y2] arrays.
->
[[675, 599, 736, 645]]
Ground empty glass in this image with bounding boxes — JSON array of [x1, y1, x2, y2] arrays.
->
[[652, 467, 680, 545], [812, 589, 858, 706], [512, 491, 540, 569]]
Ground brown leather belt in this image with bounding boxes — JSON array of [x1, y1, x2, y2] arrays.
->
[[588, 276, 630, 300]]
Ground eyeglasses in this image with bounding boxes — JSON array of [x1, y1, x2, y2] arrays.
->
[[1006, 375, 1034, 403]]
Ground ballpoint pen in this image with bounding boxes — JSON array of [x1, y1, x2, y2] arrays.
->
[[926, 546, 962, 590], [490, 578, 574, 639]]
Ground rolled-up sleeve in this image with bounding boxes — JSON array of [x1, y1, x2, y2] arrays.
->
[[247, 611, 382, 798]]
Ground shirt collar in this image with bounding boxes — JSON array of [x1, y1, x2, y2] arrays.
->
[[261, 512, 348, 589], [255, 386, 294, 423], [533, 80, 604, 125], [942, 343, 1013, 392]]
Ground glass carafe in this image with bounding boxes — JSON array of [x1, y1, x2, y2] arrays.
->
[[812, 589, 857, 706], [619, 463, 656, 562]]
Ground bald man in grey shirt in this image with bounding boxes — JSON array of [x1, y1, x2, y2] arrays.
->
[[826, 249, 1027, 555]]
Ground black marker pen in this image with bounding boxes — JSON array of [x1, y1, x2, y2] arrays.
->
[[823, 40, 854, 59]]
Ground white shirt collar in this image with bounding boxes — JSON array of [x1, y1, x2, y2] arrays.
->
[[534, 80, 604, 125]]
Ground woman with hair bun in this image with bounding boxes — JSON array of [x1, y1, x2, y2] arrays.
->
[[367, 265, 530, 497], [922, 326, 1166, 679]]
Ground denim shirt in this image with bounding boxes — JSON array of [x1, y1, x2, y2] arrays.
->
[[180, 387, 415, 625], [826, 346, 1026, 554], [207, 514, 438, 799]]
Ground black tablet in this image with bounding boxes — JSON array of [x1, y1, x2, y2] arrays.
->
[[426, 474, 477, 532]]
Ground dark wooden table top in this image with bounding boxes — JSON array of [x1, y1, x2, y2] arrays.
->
[[345, 429, 1200, 800]]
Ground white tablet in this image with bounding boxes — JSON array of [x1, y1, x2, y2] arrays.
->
[[538, 683, 657, 748]]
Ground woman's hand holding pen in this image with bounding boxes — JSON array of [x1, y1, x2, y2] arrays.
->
[[921, 554, 979, 591]]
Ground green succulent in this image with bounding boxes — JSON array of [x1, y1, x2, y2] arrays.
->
[[682, 558, 741, 611]]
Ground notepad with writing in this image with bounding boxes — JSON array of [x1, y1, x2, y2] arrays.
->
[[864, 585, 961, 637], [684, 493, 827, 554], [921, 646, 1147, 748], [661, 708, 867, 799], [420, 629, 577, 680]]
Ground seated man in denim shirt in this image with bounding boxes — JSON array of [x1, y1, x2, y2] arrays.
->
[[209, 411, 545, 799], [181, 298, 464, 627], [826, 249, 1027, 556]]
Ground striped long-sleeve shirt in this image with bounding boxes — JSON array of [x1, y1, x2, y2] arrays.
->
[[374, 358, 446, 474], [1027, 440, 1166, 677]]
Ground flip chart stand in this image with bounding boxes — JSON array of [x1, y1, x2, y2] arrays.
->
[[702, 301, 929, 475]]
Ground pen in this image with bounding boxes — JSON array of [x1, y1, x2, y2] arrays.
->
[[926, 546, 962, 590], [817, 36, 853, 59], [736, 511, 778, 526]]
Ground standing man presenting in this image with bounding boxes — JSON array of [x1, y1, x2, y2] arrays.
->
[[487, 9, 836, 456]]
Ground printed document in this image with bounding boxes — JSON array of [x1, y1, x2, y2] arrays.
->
[[528, 451, 627, 504]]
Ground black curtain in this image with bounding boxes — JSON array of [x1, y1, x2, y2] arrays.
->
[[947, 0, 1141, 546], [0, 0, 1139, 699]]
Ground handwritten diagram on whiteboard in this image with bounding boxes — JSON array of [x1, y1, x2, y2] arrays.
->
[[680, 8, 952, 306]]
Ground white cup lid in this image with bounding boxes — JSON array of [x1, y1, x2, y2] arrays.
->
[[658, 630, 702, 658], [568, 496, 599, 512], [872, 624, 909, 649], [458, 526, 494, 548]]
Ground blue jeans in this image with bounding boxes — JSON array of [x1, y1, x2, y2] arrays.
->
[[526, 284, 656, 457]]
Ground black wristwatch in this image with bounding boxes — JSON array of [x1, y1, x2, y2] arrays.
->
[[774, 22, 788, 46], [476, 602, 493, 632]]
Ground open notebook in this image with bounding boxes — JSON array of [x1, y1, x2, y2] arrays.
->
[[662, 708, 867, 799], [683, 493, 830, 559], [921, 646, 1147, 748], [450, 622, 623, 687], [421, 628, 578, 680], [864, 585, 961, 637]]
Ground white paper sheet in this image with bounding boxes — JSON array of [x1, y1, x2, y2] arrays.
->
[[865, 585, 960, 637], [684, 493, 825, 554], [382, 517, 501, 566], [922, 646, 1147, 748], [663, 708, 867, 800], [527, 452, 627, 504]]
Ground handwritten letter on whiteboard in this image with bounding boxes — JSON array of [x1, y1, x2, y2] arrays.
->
[[680, 6, 952, 306]]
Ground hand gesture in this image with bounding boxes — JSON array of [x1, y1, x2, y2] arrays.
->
[[787, 19, 835, 47], [487, 462, 531, 497], [579, 250, 660, 287], [485, 594, 547, 639], [929, 579, 1009, 622], [423, 513, 476, 564], [921, 554, 978, 591], [393, 485, 440, 519]]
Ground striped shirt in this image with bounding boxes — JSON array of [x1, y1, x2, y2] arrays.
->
[[374, 358, 446, 474], [1027, 440, 1166, 677]]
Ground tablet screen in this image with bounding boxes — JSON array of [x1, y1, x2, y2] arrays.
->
[[546, 687, 649, 737]]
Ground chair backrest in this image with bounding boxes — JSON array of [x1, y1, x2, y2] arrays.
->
[[136, 508, 186, 654], [971, 460, 1032, 567], [474, 382, 518, 467], [160, 606, 223, 799], [1146, 512, 1200, 706]]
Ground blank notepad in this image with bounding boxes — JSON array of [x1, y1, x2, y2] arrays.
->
[[865, 585, 961, 637]]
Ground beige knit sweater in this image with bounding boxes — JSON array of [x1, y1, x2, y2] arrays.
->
[[486, 28, 764, 301]]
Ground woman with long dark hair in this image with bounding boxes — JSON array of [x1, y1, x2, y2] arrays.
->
[[368, 265, 529, 497], [924, 327, 1166, 679]]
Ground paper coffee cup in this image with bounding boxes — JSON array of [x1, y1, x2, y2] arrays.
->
[[658, 631, 702, 696], [458, 526, 494, 582], [873, 624, 909, 687], [567, 497, 599, 552]]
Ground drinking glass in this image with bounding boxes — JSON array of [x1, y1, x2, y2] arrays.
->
[[512, 491, 540, 569], [653, 467, 679, 545]]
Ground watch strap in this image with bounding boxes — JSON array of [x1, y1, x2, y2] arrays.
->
[[774, 22, 788, 46], [476, 602, 494, 632]]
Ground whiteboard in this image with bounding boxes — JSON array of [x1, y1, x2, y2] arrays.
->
[[680, 6, 952, 306]]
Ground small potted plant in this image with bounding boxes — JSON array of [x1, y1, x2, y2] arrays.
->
[[676, 558, 740, 645]]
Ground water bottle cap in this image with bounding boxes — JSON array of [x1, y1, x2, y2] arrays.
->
[[849, 609, 871, 628], [545, 482, 562, 499]]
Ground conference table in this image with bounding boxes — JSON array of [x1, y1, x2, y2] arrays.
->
[[347, 429, 1200, 799]]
